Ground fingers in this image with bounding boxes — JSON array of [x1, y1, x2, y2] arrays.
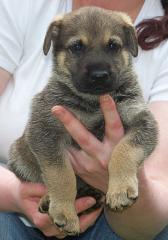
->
[[52, 95, 124, 153], [33, 211, 66, 238], [75, 197, 96, 214], [34, 197, 96, 238], [52, 95, 124, 167], [52, 106, 103, 157], [43, 224, 66, 239], [100, 95, 124, 144], [79, 207, 103, 233], [20, 182, 47, 198], [75, 197, 102, 233], [21, 182, 73, 238]]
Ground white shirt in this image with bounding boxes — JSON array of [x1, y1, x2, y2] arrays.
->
[[0, 0, 168, 163]]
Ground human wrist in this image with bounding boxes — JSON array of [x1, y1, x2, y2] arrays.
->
[[0, 166, 22, 213]]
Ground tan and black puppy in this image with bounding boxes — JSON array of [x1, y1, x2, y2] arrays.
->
[[9, 7, 158, 235]]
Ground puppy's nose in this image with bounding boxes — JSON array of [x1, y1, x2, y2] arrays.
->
[[90, 70, 110, 82]]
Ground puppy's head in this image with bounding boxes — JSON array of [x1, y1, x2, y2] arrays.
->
[[43, 7, 138, 95]]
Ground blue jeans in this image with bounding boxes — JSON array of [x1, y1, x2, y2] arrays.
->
[[0, 212, 167, 240]]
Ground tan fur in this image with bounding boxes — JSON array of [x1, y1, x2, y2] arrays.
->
[[53, 14, 64, 22], [103, 31, 112, 45], [57, 51, 69, 73], [122, 50, 130, 66], [107, 136, 144, 210], [41, 158, 79, 233], [120, 12, 133, 26], [104, 34, 123, 46], [113, 11, 133, 26], [66, 35, 89, 47]]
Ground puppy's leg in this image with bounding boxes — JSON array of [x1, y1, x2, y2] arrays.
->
[[39, 155, 79, 235], [106, 134, 143, 211], [8, 136, 43, 183]]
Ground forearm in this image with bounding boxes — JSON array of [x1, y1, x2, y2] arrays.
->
[[0, 67, 11, 95], [0, 166, 21, 212]]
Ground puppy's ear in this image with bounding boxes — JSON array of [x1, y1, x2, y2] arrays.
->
[[120, 13, 138, 57], [43, 15, 63, 55], [124, 25, 138, 57]]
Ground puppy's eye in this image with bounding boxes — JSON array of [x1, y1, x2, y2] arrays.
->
[[108, 40, 121, 52], [69, 40, 84, 53]]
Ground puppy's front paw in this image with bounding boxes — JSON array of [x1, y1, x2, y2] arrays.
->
[[49, 200, 80, 236], [106, 176, 138, 211], [39, 194, 50, 213]]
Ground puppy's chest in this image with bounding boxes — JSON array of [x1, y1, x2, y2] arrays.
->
[[71, 109, 105, 149]]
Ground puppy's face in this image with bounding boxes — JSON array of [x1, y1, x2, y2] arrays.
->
[[44, 7, 138, 95]]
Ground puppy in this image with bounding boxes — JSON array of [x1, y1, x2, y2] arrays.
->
[[8, 7, 158, 235]]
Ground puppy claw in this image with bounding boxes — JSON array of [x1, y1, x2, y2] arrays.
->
[[54, 214, 67, 228], [38, 205, 48, 213], [49, 202, 80, 236], [39, 195, 50, 213], [106, 180, 138, 212], [53, 215, 79, 236]]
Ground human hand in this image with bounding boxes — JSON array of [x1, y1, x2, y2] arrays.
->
[[14, 181, 102, 238], [104, 102, 168, 240], [52, 95, 124, 193], [52, 97, 168, 240], [13, 95, 122, 237]]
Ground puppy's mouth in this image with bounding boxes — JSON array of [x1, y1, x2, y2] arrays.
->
[[74, 76, 118, 95], [76, 84, 113, 95]]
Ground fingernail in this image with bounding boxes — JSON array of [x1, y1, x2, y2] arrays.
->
[[101, 95, 111, 102], [52, 106, 65, 117], [86, 198, 96, 206]]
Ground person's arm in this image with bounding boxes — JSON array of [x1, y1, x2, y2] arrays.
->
[[0, 165, 23, 212], [0, 68, 11, 95], [0, 164, 100, 238]]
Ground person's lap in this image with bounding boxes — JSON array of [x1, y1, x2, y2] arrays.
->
[[0, 212, 167, 240], [0, 212, 121, 240]]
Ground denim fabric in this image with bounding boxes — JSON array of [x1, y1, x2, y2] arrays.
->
[[70, 214, 122, 240], [154, 226, 168, 240], [0, 212, 167, 240], [0, 212, 44, 240]]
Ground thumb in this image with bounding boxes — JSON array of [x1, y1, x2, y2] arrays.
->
[[75, 197, 96, 214], [20, 182, 47, 198]]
